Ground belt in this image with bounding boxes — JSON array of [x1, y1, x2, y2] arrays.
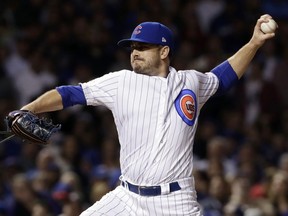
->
[[121, 180, 181, 196]]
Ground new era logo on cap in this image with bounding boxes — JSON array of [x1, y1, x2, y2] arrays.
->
[[118, 22, 175, 52]]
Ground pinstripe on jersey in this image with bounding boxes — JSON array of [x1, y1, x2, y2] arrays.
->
[[81, 67, 219, 186]]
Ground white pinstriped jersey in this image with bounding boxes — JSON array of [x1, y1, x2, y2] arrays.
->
[[81, 67, 219, 186]]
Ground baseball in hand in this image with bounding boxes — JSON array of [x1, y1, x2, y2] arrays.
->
[[260, 19, 278, 34]]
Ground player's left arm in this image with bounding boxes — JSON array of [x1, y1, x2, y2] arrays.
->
[[210, 14, 276, 94], [228, 14, 276, 79]]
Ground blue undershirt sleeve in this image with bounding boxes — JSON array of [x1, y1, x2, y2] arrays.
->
[[56, 85, 87, 108], [211, 60, 239, 95]]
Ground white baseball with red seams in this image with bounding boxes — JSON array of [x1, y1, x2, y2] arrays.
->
[[260, 18, 278, 34]]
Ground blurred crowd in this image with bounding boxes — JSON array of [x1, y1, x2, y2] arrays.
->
[[0, 0, 288, 215]]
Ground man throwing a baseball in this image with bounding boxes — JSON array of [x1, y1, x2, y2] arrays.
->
[[20, 14, 276, 215]]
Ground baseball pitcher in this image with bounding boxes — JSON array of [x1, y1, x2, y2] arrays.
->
[[10, 14, 276, 215]]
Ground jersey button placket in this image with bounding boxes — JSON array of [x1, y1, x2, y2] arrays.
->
[[148, 80, 167, 165], [159, 81, 167, 143]]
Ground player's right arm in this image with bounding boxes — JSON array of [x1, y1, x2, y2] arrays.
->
[[21, 89, 64, 113], [21, 85, 87, 114], [21, 70, 122, 113]]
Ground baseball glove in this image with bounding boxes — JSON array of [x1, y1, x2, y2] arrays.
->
[[5, 110, 61, 145]]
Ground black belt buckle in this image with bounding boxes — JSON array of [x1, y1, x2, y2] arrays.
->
[[139, 185, 161, 196], [138, 186, 146, 196]]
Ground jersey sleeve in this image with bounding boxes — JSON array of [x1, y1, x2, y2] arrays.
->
[[80, 70, 124, 110], [211, 60, 239, 94], [195, 71, 219, 108]]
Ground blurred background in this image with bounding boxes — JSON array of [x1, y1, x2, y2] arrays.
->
[[0, 0, 287, 215]]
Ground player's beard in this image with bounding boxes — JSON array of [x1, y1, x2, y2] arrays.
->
[[132, 57, 161, 76]]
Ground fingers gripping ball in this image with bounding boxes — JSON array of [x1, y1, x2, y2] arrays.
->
[[260, 19, 278, 34], [5, 110, 61, 144]]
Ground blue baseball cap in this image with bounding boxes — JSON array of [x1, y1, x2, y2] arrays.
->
[[118, 22, 175, 52]]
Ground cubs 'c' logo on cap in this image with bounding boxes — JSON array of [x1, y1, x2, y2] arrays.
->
[[133, 25, 142, 35], [174, 89, 197, 126]]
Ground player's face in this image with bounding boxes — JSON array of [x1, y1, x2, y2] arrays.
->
[[130, 42, 163, 75]]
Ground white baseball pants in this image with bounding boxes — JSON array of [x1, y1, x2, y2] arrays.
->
[[80, 177, 203, 216]]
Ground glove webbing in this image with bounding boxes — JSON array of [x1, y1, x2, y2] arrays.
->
[[12, 117, 47, 144]]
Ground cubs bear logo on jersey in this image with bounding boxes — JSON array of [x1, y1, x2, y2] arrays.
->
[[174, 89, 197, 126]]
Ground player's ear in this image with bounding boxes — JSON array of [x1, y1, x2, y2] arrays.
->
[[160, 46, 170, 59]]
